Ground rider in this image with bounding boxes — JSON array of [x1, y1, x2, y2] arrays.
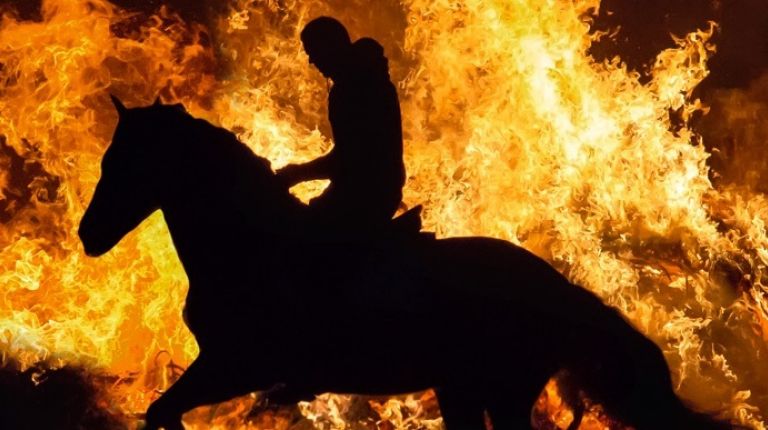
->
[[276, 16, 406, 239], [264, 16, 409, 407]]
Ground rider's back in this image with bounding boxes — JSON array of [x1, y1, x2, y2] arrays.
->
[[319, 38, 406, 228]]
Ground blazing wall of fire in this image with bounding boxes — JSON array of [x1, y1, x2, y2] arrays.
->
[[1, 0, 768, 428]]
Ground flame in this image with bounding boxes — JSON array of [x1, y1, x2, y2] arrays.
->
[[1, 0, 767, 428]]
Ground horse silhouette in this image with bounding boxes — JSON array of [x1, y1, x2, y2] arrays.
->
[[78, 96, 739, 430]]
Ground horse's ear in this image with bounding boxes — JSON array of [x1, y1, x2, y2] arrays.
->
[[110, 94, 127, 116], [153, 96, 161, 106]]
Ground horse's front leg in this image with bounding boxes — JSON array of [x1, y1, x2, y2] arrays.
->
[[144, 397, 185, 430], [143, 351, 268, 430], [435, 387, 487, 430]]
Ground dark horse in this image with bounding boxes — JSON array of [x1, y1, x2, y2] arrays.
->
[[78, 96, 738, 430]]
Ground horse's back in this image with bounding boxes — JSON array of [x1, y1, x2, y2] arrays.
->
[[423, 236, 606, 322]]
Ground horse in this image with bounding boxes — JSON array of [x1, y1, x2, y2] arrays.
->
[[78, 95, 739, 430]]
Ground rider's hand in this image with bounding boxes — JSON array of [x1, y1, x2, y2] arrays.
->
[[275, 164, 301, 189]]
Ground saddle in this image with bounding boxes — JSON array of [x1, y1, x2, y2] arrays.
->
[[297, 204, 430, 245], [390, 205, 425, 237], [285, 204, 430, 283]]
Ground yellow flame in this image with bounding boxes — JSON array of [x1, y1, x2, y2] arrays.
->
[[1, 0, 767, 428]]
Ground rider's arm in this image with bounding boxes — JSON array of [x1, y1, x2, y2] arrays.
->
[[276, 151, 337, 187]]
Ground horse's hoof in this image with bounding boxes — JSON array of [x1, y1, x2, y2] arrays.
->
[[142, 418, 185, 430], [139, 420, 159, 430], [145, 403, 185, 430]]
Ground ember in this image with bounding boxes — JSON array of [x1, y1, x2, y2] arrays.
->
[[1, 0, 767, 428]]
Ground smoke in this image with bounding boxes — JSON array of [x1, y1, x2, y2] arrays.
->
[[588, 0, 768, 88], [586, 0, 768, 195], [698, 73, 768, 192]]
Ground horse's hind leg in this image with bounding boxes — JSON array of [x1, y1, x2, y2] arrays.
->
[[485, 377, 550, 430], [144, 352, 264, 430], [556, 371, 584, 430], [485, 396, 534, 430], [435, 387, 486, 430]]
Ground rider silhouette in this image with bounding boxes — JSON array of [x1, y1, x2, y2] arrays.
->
[[277, 17, 405, 238]]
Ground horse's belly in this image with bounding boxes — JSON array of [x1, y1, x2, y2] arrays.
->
[[294, 350, 440, 396]]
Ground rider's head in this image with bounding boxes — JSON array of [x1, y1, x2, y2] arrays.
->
[[301, 17, 352, 80]]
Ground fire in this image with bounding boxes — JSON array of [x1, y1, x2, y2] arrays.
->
[[1, 0, 767, 428]]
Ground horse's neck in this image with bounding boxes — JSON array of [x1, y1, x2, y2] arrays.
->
[[158, 139, 286, 281]]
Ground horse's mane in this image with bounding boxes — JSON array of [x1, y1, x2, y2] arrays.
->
[[141, 102, 305, 222], [170, 105, 273, 173], [132, 102, 275, 183]]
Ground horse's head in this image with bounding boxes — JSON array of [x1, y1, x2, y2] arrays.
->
[[79, 95, 184, 256]]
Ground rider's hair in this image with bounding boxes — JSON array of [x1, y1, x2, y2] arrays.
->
[[300, 16, 351, 48]]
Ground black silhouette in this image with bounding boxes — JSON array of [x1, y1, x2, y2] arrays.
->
[[78, 95, 740, 430], [276, 17, 405, 236]]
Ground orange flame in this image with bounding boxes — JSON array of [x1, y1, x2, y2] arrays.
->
[[1, 0, 767, 428]]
